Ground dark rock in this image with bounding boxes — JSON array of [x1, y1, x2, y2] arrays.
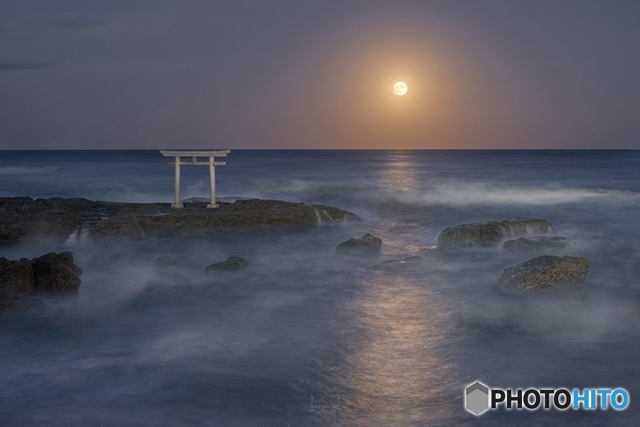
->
[[205, 256, 249, 274], [503, 236, 568, 252], [375, 256, 427, 272], [438, 218, 555, 248], [336, 233, 382, 254], [0, 251, 82, 311], [0, 257, 34, 294], [32, 251, 82, 294], [498, 255, 591, 292]]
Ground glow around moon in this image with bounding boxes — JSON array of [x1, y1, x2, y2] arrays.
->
[[393, 81, 408, 96]]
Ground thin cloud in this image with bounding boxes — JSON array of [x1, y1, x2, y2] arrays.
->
[[0, 62, 51, 71], [52, 18, 105, 31]]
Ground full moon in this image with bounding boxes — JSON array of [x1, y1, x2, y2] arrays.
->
[[393, 81, 408, 96]]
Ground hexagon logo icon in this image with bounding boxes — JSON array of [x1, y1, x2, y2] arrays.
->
[[465, 381, 490, 416]]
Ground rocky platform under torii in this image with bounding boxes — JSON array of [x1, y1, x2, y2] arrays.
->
[[0, 197, 361, 244]]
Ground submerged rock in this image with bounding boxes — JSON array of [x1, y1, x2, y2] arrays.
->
[[205, 256, 249, 274], [438, 218, 555, 248], [503, 236, 568, 252], [498, 255, 590, 292], [375, 256, 427, 272], [336, 233, 382, 254], [0, 251, 82, 311]]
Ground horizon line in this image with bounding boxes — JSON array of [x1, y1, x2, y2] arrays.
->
[[1, 147, 640, 151]]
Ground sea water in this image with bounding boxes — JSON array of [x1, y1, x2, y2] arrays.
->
[[0, 150, 639, 426]]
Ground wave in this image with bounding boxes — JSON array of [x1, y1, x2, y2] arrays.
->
[[240, 178, 640, 208], [400, 182, 612, 206], [0, 165, 59, 175]]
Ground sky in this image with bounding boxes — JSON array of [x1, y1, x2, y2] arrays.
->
[[1, 0, 639, 149]]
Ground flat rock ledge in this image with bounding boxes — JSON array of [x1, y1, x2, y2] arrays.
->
[[0, 197, 361, 243], [438, 218, 555, 248], [497, 255, 590, 293], [0, 251, 82, 311]]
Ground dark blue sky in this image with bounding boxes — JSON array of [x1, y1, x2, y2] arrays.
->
[[1, 0, 639, 149]]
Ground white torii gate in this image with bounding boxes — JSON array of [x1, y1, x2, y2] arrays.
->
[[160, 150, 231, 208]]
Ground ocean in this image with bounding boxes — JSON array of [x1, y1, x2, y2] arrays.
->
[[0, 150, 639, 426]]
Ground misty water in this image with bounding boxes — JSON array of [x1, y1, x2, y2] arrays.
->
[[1, 150, 639, 426]]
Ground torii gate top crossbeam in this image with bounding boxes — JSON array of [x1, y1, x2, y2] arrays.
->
[[160, 150, 230, 158]]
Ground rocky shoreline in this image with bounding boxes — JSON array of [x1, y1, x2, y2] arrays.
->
[[0, 196, 594, 312], [0, 197, 361, 244]]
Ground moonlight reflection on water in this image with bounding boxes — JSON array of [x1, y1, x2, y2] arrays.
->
[[318, 274, 459, 425]]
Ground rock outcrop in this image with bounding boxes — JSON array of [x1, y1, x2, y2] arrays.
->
[[205, 256, 249, 274], [31, 252, 83, 294], [497, 255, 590, 292], [438, 219, 555, 248], [0, 251, 82, 311], [336, 233, 382, 254], [502, 236, 568, 252], [0, 197, 361, 243]]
